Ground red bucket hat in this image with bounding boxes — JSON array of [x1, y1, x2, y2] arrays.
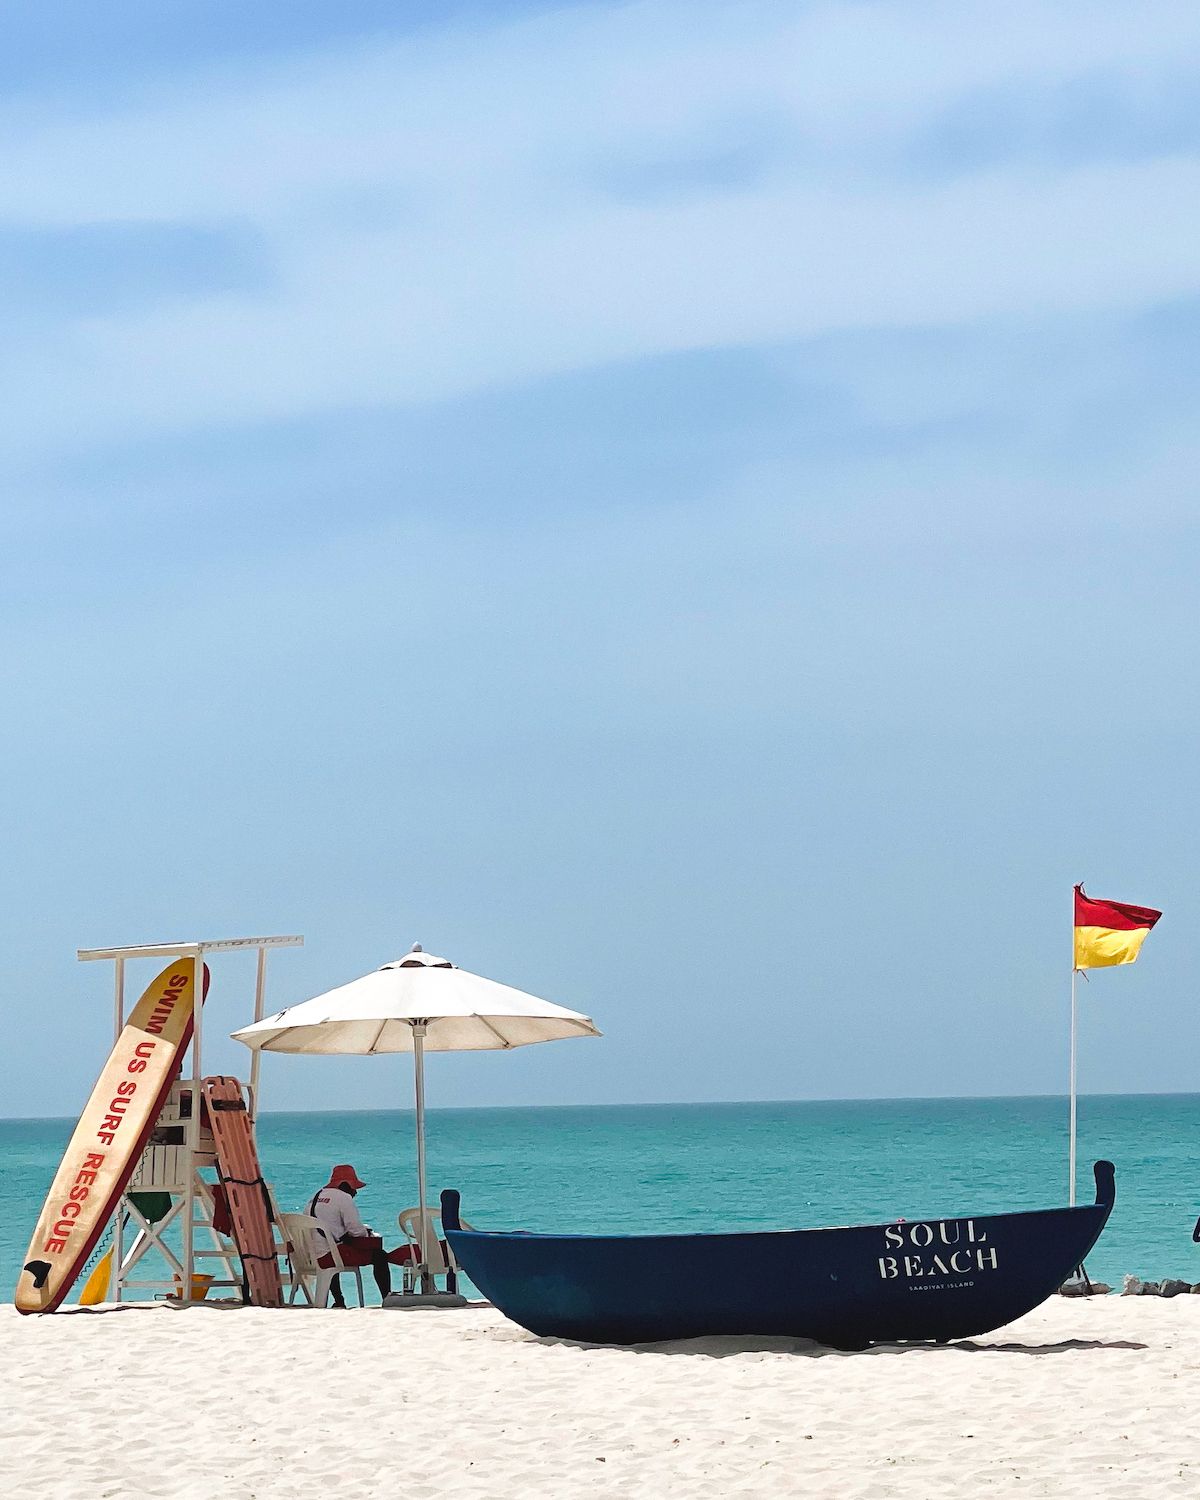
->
[[326, 1163, 366, 1190]]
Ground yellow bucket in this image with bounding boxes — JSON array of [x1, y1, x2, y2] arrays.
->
[[173, 1273, 216, 1302]]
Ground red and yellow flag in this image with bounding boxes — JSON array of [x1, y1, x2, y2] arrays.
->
[[1074, 884, 1162, 971]]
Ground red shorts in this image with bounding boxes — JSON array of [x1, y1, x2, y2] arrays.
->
[[318, 1235, 386, 1270], [316, 1236, 423, 1270]]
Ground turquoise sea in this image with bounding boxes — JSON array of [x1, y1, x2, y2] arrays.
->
[[4, 1095, 1200, 1299]]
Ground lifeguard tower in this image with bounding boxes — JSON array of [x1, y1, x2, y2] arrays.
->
[[77, 935, 303, 1302]]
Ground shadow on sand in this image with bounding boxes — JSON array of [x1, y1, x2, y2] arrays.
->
[[55, 1299, 247, 1316], [528, 1332, 1147, 1359], [51, 1307, 1146, 1356]]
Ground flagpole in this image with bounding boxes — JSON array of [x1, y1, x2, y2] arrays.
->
[[1068, 963, 1077, 1208]]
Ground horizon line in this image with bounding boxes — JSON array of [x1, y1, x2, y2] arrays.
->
[[4, 1086, 1199, 1126]]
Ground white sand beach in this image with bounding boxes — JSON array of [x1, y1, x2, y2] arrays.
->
[[2, 1296, 1198, 1499]]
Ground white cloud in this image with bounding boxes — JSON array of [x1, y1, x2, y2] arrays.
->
[[1, 0, 1199, 462]]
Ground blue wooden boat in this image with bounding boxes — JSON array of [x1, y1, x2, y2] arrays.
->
[[442, 1161, 1115, 1348]]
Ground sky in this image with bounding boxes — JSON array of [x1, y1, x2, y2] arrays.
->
[[1, 0, 1198, 1119]]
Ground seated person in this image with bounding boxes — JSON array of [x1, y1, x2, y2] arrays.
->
[[308, 1164, 393, 1307]]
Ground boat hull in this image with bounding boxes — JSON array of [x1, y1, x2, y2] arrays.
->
[[443, 1161, 1115, 1348]]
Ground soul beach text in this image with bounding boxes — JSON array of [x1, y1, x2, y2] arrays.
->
[[877, 1220, 998, 1281]]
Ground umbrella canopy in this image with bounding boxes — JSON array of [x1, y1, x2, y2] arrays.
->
[[231, 946, 600, 1294], [231, 947, 598, 1054]]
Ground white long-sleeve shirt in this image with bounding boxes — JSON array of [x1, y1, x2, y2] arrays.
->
[[310, 1187, 372, 1247]]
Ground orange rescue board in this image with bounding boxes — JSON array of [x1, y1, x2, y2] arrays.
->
[[15, 959, 204, 1314], [202, 1076, 283, 1307]]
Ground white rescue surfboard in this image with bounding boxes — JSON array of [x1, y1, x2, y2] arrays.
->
[[15, 958, 205, 1314]]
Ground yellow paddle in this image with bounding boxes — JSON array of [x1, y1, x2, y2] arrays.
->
[[78, 1248, 113, 1306]]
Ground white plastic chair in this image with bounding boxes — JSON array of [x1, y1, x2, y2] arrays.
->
[[279, 1213, 365, 1308], [397, 1207, 462, 1294]]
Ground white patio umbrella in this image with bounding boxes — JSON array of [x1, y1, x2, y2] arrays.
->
[[230, 945, 600, 1287]]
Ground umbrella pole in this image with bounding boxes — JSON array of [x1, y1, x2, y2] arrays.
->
[[413, 1022, 430, 1292]]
